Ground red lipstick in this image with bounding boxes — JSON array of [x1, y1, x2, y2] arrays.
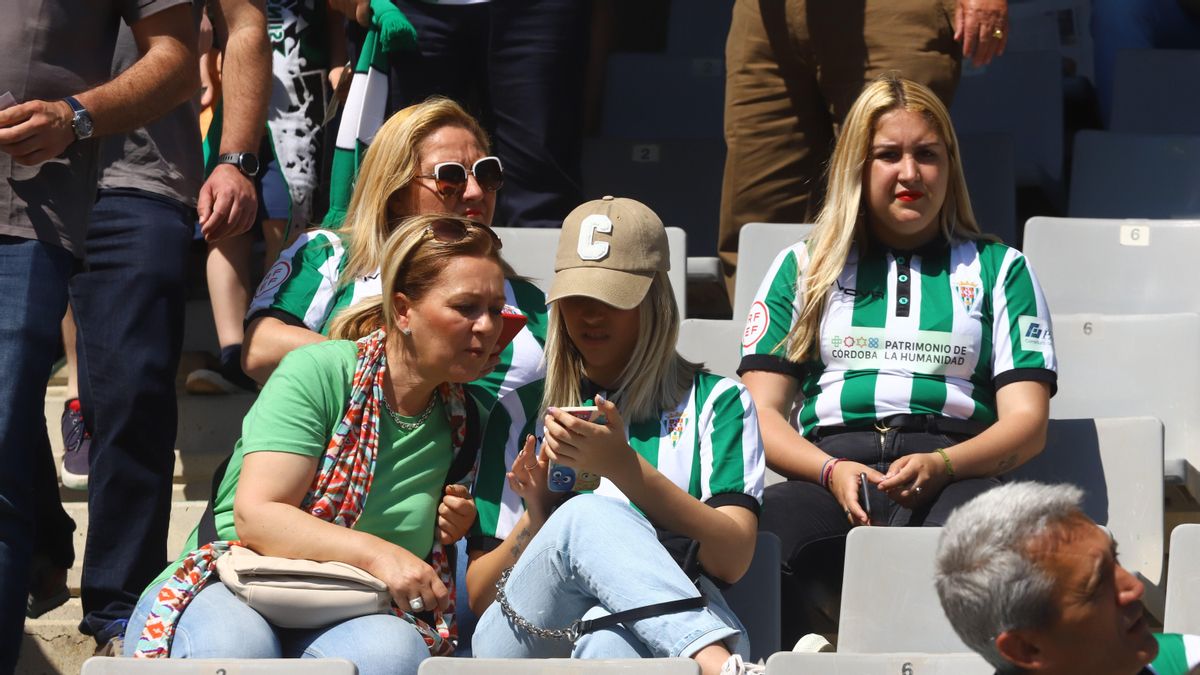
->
[[896, 190, 924, 202]]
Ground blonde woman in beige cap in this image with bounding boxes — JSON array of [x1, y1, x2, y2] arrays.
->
[[465, 197, 767, 675]]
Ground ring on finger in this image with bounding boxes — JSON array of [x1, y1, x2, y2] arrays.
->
[[992, 28, 1004, 39], [913, 485, 924, 495], [409, 597, 425, 612]]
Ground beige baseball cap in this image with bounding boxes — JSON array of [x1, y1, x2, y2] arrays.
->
[[547, 196, 670, 310]]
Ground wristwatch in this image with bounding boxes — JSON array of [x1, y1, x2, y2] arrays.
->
[[63, 96, 93, 141], [216, 152, 260, 177]]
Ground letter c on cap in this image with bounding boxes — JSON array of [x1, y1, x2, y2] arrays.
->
[[577, 214, 613, 261]]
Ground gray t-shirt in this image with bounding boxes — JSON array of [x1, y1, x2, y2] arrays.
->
[[0, 0, 190, 257], [98, 0, 205, 208]]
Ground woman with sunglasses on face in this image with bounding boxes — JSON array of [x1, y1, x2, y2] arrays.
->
[[124, 216, 505, 672], [738, 74, 1057, 646], [243, 96, 547, 414], [466, 197, 767, 675]]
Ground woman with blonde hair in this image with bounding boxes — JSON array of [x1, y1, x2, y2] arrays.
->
[[124, 215, 505, 672], [466, 197, 766, 675], [243, 96, 546, 412], [739, 73, 1057, 645]]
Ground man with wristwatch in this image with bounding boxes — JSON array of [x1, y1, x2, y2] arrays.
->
[[0, 0, 198, 670]]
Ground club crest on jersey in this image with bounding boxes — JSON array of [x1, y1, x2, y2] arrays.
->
[[955, 280, 981, 312], [664, 411, 688, 445]]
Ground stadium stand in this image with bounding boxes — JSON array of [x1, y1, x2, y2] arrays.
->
[[600, 54, 724, 140], [1110, 50, 1200, 134], [1165, 524, 1200, 635], [1068, 132, 1200, 218], [677, 319, 742, 381], [957, 133, 1018, 245], [764, 651, 993, 674], [732, 223, 813, 323]]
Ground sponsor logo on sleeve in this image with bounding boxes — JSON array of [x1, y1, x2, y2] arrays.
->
[[1017, 316, 1053, 353], [742, 301, 770, 348], [253, 259, 291, 300]]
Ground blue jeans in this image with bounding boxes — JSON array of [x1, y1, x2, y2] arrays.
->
[[472, 495, 749, 660], [124, 580, 432, 675], [68, 189, 191, 643], [0, 235, 75, 672]]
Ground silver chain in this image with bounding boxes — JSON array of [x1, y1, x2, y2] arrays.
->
[[495, 566, 581, 642], [383, 393, 437, 431]]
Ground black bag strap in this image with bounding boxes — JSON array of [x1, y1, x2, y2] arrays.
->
[[568, 595, 708, 642]]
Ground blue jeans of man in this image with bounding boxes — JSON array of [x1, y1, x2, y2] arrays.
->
[[0, 236, 74, 672], [124, 580, 433, 675], [68, 189, 191, 644], [472, 494, 749, 660]]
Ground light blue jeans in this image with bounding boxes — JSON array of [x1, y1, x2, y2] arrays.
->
[[472, 494, 750, 660], [123, 580, 431, 675]]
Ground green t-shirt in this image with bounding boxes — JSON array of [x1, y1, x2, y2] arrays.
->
[[152, 340, 453, 588], [1148, 633, 1200, 674]]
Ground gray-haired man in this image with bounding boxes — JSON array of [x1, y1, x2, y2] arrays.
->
[[935, 481, 1198, 675]]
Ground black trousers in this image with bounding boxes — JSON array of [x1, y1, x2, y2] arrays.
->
[[758, 428, 1000, 646]]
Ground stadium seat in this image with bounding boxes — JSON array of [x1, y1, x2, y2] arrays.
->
[[765, 651, 993, 674], [601, 54, 724, 139], [492, 226, 688, 316], [957, 132, 1017, 245], [1067, 132, 1200, 219], [677, 319, 742, 380], [838, 527, 970, 653], [1165, 524, 1200, 635], [721, 532, 782, 662], [733, 223, 813, 323], [1111, 50, 1200, 134], [951, 51, 1063, 197], [419, 658, 699, 674], [1023, 217, 1200, 316], [665, 0, 733, 57], [1011, 417, 1166, 617], [1048, 313, 1200, 499], [581, 137, 724, 258], [81, 658, 357, 673]]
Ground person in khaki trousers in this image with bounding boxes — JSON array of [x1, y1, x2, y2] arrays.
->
[[718, 0, 1009, 299]]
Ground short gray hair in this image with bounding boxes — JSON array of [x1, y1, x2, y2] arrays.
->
[[934, 482, 1086, 672]]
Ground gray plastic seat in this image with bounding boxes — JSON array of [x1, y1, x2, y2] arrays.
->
[[733, 222, 814, 322], [1165, 524, 1200, 634], [581, 138, 724, 258], [1023, 217, 1200, 316], [765, 651, 993, 674], [677, 318, 743, 380], [721, 532, 782, 663], [1011, 417, 1166, 617], [1068, 132, 1200, 218], [81, 658, 357, 673], [491, 226, 688, 316], [420, 658, 699, 674], [1048, 313, 1200, 498], [1111, 50, 1200, 134]]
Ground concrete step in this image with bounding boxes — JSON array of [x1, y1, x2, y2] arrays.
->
[[46, 386, 254, 501], [19, 599, 92, 675]]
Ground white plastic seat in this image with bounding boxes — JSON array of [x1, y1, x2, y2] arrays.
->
[[420, 658, 699, 674], [81, 658, 357, 674], [1011, 416, 1166, 617], [732, 222, 814, 322], [676, 318, 742, 381], [1111, 50, 1200, 134], [492, 226, 688, 316], [1068, 132, 1200, 219], [1165, 524, 1200, 634], [1023, 217, 1200, 316], [1048, 313, 1200, 497], [765, 651, 993, 674]]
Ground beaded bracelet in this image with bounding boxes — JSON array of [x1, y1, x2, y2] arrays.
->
[[936, 448, 955, 480]]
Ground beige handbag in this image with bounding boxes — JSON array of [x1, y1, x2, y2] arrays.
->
[[216, 545, 392, 628]]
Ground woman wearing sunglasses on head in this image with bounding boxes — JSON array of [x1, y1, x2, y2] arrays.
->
[[738, 74, 1057, 646], [243, 96, 547, 415], [124, 216, 504, 672], [465, 197, 767, 675]]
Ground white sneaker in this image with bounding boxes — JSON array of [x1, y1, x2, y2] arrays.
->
[[792, 633, 834, 652], [719, 654, 766, 675]]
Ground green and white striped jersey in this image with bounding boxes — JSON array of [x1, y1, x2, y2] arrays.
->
[[1147, 633, 1200, 674], [246, 228, 549, 411], [739, 237, 1056, 436], [470, 371, 764, 561]]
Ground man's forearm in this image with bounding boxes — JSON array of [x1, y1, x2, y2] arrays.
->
[[215, 0, 270, 154], [74, 4, 199, 137]]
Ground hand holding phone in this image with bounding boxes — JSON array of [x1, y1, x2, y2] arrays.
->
[[859, 472, 872, 526], [547, 406, 607, 492]]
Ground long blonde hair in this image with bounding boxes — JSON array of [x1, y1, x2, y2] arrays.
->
[[783, 73, 989, 363], [542, 272, 698, 423], [328, 214, 503, 341], [336, 97, 491, 283]]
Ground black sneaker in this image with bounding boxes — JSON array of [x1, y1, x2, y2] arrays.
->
[[60, 398, 91, 491]]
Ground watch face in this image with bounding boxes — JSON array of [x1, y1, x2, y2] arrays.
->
[[240, 154, 260, 176], [75, 113, 94, 140]]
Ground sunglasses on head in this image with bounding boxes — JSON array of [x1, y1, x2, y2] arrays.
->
[[424, 218, 503, 250], [418, 156, 504, 197]]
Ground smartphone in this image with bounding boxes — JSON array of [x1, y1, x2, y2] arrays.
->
[[547, 405, 607, 492], [493, 305, 527, 357], [859, 472, 872, 525]]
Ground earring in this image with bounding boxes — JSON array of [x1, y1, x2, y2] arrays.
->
[[400, 327, 412, 336]]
